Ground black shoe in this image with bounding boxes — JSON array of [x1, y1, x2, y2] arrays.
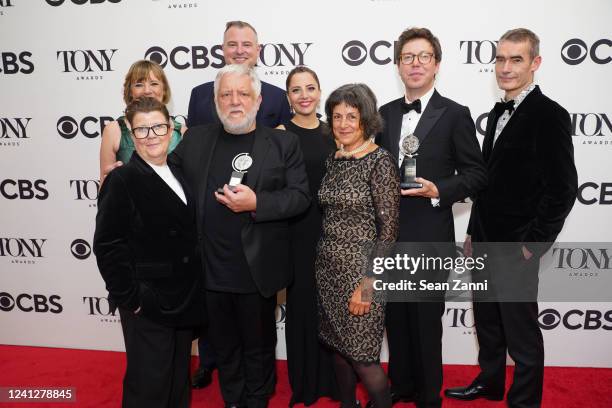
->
[[365, 392, 415, 407], [444, 382, 503, 401], [191, 366, 213, 389]]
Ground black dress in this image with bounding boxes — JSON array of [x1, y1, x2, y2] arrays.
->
[[285, 120, 339, 406]]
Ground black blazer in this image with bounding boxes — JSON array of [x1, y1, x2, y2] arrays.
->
[[169, 124, 311, 298], [93, 153, 204, 328], [468, 86, 578, 254], [377, 90, 487, 242], [187, 80, 291, 128]]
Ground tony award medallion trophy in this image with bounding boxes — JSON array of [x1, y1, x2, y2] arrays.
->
[[218, 152, 253, 193], [400, 134, 423, 189]]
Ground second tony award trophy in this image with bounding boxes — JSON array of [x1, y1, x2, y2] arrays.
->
[[400, 134, 423, 189]]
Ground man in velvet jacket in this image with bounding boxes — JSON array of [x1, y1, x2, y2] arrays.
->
[[169, 64, 309, 408], [187, 20, 290, 128], [445, 29, 578, 408], [375, 27, 487, 408]]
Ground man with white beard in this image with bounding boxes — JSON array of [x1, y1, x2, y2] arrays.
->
[[170, 63, 310, 408]]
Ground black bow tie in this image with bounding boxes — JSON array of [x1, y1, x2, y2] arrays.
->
[[401, 99, 422, 114], [494, 100, 515, 116]]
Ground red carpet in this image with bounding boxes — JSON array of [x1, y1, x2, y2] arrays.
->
[[0, 345, 611, 407]]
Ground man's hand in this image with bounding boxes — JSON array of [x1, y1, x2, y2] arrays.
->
[[214, 184, 257, 213], [401, 177, 439, 198], [464, 235, 473, 257]]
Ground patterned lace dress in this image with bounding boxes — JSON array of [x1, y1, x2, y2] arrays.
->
[[315, 147, 400, 363]]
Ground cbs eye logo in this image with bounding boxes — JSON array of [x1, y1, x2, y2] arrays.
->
[[71, 239, 91, 260], [0, 292, 15, 311], [561, 38, 612, 65], [57, 116, 114, 139], [341, 40, 395, 66], [538, 308, 561, 330], [342, 41, 368, 66]]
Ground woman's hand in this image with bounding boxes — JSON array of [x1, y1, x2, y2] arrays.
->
[[349, 281, 372, 316]]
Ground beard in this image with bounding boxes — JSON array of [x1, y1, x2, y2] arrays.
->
[[217, 104, 258, 134]]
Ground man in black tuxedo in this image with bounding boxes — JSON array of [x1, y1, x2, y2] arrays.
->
[[187, 20, 290, 128], [170, 64, 309, 408], [445, 29, 577, 408], [375, 27, 487, 408]]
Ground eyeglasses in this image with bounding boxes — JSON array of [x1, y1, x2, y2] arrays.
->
[[131, 123, 169, 139], [399, 52, 434, 65]]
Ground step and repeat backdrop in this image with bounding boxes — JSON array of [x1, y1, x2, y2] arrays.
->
[[1, 0, 611, 367]]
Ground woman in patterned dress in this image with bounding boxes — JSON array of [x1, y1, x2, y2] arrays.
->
[[316, 83, 400, 408]]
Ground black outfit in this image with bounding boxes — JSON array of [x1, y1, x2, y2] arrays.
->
[[204, 128, 257, 293], [187, 80, 291, 373], [283, 120, 338, 406], [377, 90, 487, 408], [467, 86, 578, 408], [169, 123, 310, 407], [93, 153, 204, 408]]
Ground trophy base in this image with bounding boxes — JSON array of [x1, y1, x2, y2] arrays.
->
[[400, 182, 423, 189]]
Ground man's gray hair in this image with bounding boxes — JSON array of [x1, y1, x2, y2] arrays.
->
[[499, 28, 540, 61], [213, 64, 262, 100]]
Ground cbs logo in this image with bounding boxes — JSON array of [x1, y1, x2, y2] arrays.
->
[[0, 179, 48, 200], [0, 292, 63, 314], [539, 308, 612, 330], [57, 116, 115, 139], [561, 38, 611, 65], [71, 239, 92, 260], [341, 40, 396, 66], [0, 52, 34, 75], [144, 45, 224, 70]]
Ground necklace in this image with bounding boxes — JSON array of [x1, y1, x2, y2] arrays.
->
[[339, 138, 372, 158]]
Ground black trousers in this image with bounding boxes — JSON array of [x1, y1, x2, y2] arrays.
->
[[473, 253, 544, 408], [206, 290, 277, 407], [119, 308, 193, 408], [386, 301, 445, 408], [197, 334, 216, 369]]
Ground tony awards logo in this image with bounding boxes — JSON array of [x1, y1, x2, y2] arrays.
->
[[400, 134, 422, 189]]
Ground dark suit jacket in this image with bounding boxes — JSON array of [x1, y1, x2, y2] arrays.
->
[[468, 86, 578, 254], [187, 80, 291, 128], [377, 90, 487, 242], [169, 124, 310, 298], [93, 153, 204, 328]]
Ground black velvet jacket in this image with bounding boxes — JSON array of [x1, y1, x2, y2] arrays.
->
[[468, 86, 578, 254], [94, 153, 205, 328]]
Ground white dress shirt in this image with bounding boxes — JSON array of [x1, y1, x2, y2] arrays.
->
[[493, 82, 537, 146]]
